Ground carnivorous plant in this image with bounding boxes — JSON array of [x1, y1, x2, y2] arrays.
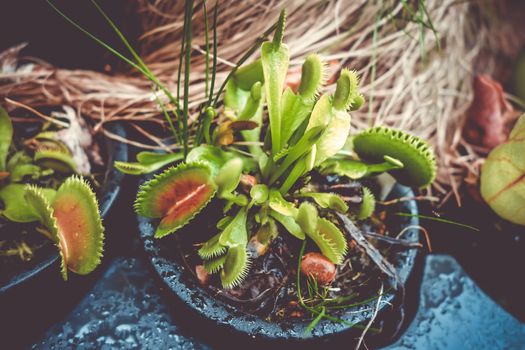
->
[[119, 11, 437, 288], [0, 107, 105, 279]]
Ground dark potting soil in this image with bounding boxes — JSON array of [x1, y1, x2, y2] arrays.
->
[[171, 175, 418, 322]]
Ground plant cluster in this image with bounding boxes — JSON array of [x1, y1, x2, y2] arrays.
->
[[49, 1, 437, 329], [119, 12, 436, 289], [0, 107, 104, 279]]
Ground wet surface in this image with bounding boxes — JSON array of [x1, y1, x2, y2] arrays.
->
[[32, 258, 209, 350], [383, 255, 525, 350], [29, 254, 525, 349]]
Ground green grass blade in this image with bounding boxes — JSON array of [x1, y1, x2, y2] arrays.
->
[[207, 2, 219, 107], [182, 0, 195, 157], [89, 1, 148, 72], [304, 306, 325, 336], [203, 1, 210, 100], [177, 0, 189, 106], [47, 1, 145, 75], [153, 89, 182, 144], [48, 0, 183, 143], [395, 213, 480, 231], [89, 0, 178, 108]]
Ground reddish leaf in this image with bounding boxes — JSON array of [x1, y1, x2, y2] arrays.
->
[[464, 75, 519, 149], [135, 163, 217, 238], [51, 177, 104, 275]]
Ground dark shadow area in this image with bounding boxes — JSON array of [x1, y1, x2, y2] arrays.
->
[[0, 0, 140, 71], [419, 196, 525, 322]]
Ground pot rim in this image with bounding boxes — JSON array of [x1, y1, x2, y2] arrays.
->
[[0, 122, 128, 293], [139, 182, 420, 340]]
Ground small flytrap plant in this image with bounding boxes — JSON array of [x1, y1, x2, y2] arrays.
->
[[55, 1, 436, 334], [481, 114, 525, 226], [0, 107, 104, 280]]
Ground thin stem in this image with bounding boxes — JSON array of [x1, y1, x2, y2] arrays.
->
[[203, 0, 210, 100], [153, 89, 182, 145], [207, 1, 219, 107], [89, 0, 181, 112], [182, 0, 195, 157], [368, 7, 381, 127], [92, 0, 183, 138], [177, 0, 188, 106], [395, 213, 480, 231], [195, 0, 215, 146], [47, 1, 146, 76], [90, 1, 150, 76]]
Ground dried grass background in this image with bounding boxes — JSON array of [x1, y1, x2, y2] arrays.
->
[[1, 0, 524, 206]]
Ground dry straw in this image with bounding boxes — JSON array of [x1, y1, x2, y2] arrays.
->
[[0, 0, 523, 205]]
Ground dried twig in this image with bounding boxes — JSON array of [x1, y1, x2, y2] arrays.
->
[[5, 98, 68, 127], [396, 224, 433, 253], [337, 212, 401, 288], [377, 195, 439, 206], [355, 283, 384, 350], [363, 231, 423, 249]]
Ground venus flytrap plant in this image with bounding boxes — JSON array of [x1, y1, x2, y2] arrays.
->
[[481, 114, 525, 225], [25, 177, 104, 280], [355, 187, 377, 221], [271, 69, 364, 194], [319, 155, 404, 181], [0, 107, 106, 279], [0, 107, 76, 222], [129, 9, 437, 291], [279, 54, 325, 148], [49, 1, 442, 334], [53, 6, 435, 319], [0, 184, 56, 223], [134, 162, 217, 238]]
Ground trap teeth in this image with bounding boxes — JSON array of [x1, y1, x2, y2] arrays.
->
[[353, 126, 437, 188]]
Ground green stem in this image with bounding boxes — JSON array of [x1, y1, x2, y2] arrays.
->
[[203, 0, 210, 100], [177, 1, 188, 105], [368, 8, 380, 127], [207, 1, 219, 107], [154, 90, 182, 145], [395, 213, 480, 231], [89, 0, 183, 126], [182, 0, 195, 157]]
